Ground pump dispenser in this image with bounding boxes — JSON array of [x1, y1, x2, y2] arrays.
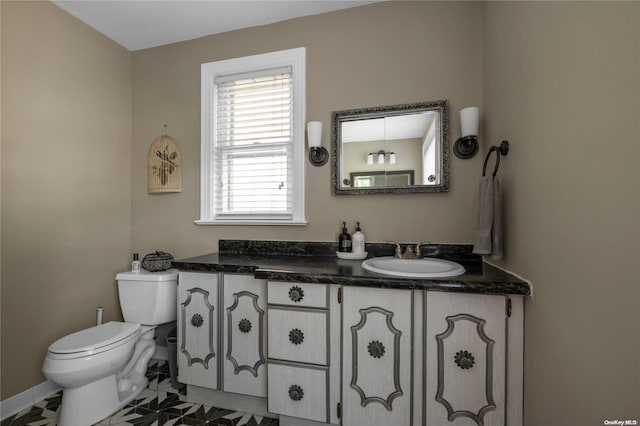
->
[[352, 222, 366, 253], [131, 253, 140, 273], [338, 222, 352, 252]]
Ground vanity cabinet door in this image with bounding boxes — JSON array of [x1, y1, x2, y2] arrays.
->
[[425, 292, 506, 426], [178, 272, 219, 389], [342, 287, 413, 426], [222, 274, 267, 397]]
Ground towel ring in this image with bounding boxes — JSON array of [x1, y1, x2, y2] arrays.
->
[[482, 140, 509, 177]]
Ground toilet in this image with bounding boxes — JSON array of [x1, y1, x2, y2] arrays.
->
[[42, 268, 178, 426]]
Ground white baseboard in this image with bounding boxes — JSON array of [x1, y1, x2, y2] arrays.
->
[[0, 380, 61, 421], [0, 355, 168, 421]]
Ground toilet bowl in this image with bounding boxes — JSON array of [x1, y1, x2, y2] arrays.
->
[[42, 269, 178, 426]]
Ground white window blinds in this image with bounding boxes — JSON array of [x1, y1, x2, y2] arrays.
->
[[213, 67, 293, 220], [199, 48, 306, 225]]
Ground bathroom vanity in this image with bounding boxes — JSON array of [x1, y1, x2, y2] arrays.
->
[[172, 240, 530, 426]]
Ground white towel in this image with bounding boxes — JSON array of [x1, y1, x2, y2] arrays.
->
[[473, 176, 503, 259]]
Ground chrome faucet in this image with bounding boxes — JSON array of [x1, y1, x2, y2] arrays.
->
[[387, 242, 431, 259]]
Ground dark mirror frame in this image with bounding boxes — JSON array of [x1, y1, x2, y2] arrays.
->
[[331, 100, 450, 195]]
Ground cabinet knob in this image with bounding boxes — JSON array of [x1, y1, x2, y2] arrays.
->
[[288, 384, 304, 401], [455, 350, 475, 369], [288, 286, 304, 302], [191, 313, 204, 328], [238, 318, 252, 333], [288, 328, 304, 345], [367, 340, 385, 358]]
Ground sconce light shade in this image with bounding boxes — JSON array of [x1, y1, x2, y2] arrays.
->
[[453, 106, 480, 159], [377, 152, 385, 165], [367, 153, 374, 165], [307, 121, 322, 148], [460, 107, 479, 137], [307, 121, 328, 166], [389, 152, 396, 165]]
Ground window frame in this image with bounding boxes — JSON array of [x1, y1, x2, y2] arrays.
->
[[197, 48, 307, 226]]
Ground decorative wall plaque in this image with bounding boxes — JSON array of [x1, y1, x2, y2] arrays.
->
[[148, 125, 182, 193]]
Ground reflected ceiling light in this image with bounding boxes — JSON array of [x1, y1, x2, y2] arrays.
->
[[367, 150, 396, 165]]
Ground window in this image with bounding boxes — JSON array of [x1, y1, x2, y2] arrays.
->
[[198, 48, 306, 225]]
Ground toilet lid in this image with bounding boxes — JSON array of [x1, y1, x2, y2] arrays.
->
[[48, 321, 141, 355]]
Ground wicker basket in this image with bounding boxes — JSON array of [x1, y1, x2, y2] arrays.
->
[[141, 251, 173, 272]]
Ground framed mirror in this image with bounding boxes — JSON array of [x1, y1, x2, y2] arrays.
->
[[331, 100, 449, 195]]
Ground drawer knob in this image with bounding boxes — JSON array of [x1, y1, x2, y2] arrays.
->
[[238, 318, 252, 333], [288, 384, 304, 401], [288, 286, 304, 302], [288, 328, 304, 345], [191, 313, 204, 328], [455, 350, 475, 369], [367, 340, 385, 358]]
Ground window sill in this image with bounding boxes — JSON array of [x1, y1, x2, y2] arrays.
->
[[194, 219, 308, 226]]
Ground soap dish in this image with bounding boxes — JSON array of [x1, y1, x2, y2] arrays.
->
[[336, 251, 368, 260]]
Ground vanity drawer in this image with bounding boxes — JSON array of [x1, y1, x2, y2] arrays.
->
[[267, 281, 328, 308], [268, 308, 328, 365], [267, 362, 328, 423]]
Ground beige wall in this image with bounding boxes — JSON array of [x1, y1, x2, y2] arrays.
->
[[484, 2, 640, 423], [1, 1, 132, 398], [131, 1, 483, 257]]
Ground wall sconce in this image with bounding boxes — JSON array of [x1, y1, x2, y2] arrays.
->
[[367, 150, 396, 165], [453, 106, 479, 159], [307, 121, 328, 166]]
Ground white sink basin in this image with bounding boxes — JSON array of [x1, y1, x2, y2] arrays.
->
[[361, 256, 466, 278]]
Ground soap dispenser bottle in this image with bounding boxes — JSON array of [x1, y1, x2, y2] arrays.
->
[[131, 253, 140, 273], [338, 222, 352, 252], [352, 222, 366, 254]]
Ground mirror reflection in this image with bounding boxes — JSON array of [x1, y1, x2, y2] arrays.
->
[[331, 101, 449, 195]]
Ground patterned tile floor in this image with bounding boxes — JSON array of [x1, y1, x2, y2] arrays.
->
[[1, 360, 279, 426]]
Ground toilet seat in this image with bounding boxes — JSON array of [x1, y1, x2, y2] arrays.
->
[[47, 321, 141, 360]]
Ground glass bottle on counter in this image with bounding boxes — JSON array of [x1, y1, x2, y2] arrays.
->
[[338, 221, 352, 252]]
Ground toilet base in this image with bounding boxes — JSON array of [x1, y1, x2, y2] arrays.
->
[[57, 374, 148, 426], [55, 335, 156, 426]]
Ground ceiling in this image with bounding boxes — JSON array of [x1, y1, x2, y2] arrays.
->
[[53, 1, 380, 51], [342, 112, 434, 143]]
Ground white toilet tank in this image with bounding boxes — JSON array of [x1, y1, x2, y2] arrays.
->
[[116, 269, 178, 325]]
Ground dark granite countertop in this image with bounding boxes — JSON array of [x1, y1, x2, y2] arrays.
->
[[172, 240, 531, 296]]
